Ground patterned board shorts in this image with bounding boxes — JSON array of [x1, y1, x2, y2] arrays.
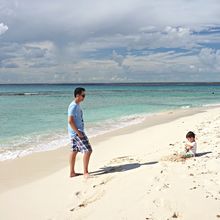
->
[[70, 132, 92, 153]]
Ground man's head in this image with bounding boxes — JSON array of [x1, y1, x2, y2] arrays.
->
[[74, 87, 86, 103], [186, 131, 195, 142]]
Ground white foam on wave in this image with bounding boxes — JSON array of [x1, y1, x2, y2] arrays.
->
[[86, 113, 152, 137], [181, 105, 191, 109], [202, 103, 220, 107], [1, 102, 217, 161], [0, 113, 153, 161], [5, 102, 218, 161], [0, 149, 32, 161], [0, 133, 69, 161]]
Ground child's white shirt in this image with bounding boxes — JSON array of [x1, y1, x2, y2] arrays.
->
[[187, 141, 197, 155]]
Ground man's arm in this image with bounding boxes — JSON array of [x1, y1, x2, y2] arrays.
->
[[68, 116, 83, 138]]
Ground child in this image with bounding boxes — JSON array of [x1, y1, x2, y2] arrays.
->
[[182, 131, 197, 158], [161, 131, 197, 162]]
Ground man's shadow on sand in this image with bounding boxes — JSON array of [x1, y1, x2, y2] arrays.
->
[[90, 152, 212, 176], [90, 161, 158, 176]]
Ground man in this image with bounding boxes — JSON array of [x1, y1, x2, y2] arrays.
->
[[68, 87, 92, 178]]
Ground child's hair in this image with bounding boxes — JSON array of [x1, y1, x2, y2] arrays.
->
[[186, 131, 195, 138]]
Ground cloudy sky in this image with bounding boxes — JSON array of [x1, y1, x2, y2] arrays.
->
[[0, 0, 220, 83]]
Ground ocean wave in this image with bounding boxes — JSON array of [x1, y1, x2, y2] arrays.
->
[[0, 92, 45, 96], [86, 113, 152, 137], [1, 102, 219, 161], [0, 133, 69, 161], [0, 113, 151, 161], [202, 103, 220, 107], [0, 92, 68, 96], [0, 149, 32, 161], [181, 105, 191, 109]]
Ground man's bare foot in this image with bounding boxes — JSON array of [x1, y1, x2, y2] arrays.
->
[[70, 173, 82, 178], [84, 173, 90, 179], [70, 172, 77, 178]]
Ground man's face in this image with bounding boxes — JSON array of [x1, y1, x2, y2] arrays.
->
[[78, 92, 86, 102]]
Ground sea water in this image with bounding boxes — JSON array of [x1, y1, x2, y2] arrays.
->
[[0, 83, 220, 160]]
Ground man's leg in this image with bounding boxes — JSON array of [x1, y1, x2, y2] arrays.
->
[[69, 151, 78, 177], [83, 151, 92, 177]]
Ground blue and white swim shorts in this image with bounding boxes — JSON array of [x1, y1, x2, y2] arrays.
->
[[70, 132, 92, 153]]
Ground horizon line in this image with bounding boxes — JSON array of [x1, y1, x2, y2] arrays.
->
[[1, 82, 220, 85]]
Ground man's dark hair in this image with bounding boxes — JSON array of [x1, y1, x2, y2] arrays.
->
[[74, 87, 85, 97], [186, 131, 195, 138]]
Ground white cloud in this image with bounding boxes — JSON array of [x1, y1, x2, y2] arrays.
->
[[0, 61, 18, 68], [24, 47, 47, 58], [0, 23, 8, 35], [1, 0, 220, 82], [1, 0, 220, 42], [198, 48, 220, 71], [112, 50, 124, 66]]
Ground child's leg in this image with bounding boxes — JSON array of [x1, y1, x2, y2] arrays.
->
[[182, 153, 194, 159]]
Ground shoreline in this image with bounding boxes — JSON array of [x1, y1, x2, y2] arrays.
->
[[0, 105, 215, 193], [0, 106, 219, 219], [0, 105, 213, 162]]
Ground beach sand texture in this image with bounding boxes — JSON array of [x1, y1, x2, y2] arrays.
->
[[0, 107, 220, 220]]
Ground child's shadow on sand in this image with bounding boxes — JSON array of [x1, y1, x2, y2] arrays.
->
[[91, 161, 158, 176], [195, 151, 212, 157]]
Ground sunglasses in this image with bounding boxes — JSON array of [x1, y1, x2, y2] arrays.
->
[[81, 94, 86, 98]]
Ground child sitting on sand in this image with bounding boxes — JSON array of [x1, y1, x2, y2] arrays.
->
[[161, 131, 197, 162], [181, 131, 197, 158]]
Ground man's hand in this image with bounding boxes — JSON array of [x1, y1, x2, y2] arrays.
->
[[77, 131, 83, 139]]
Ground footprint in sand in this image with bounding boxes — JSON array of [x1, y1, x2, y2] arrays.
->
[[156, 183, 170, 192], [70, 176, 113, 212], [160, 168, 168, 174], [171, 212, 180, 219], [92, 176, 113, 188], [154, 176, 160, 182], [205, 190, 220, 201], [70, 189, 105, 212], [189, 186, 197, 190], [75, 191, 81, 198], [161, 154, 186, 162], [108, 155, 140, 164]]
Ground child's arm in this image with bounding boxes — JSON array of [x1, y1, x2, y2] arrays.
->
[[185, 143, 193, 151]]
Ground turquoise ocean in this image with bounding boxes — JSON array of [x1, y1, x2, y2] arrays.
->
[[0, 83, 220, 161]]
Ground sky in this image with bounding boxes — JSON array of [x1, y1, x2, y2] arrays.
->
[[0, 0, 220, 83]]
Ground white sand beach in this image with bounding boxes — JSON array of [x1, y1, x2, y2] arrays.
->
[[0, 107, 220, 220]]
